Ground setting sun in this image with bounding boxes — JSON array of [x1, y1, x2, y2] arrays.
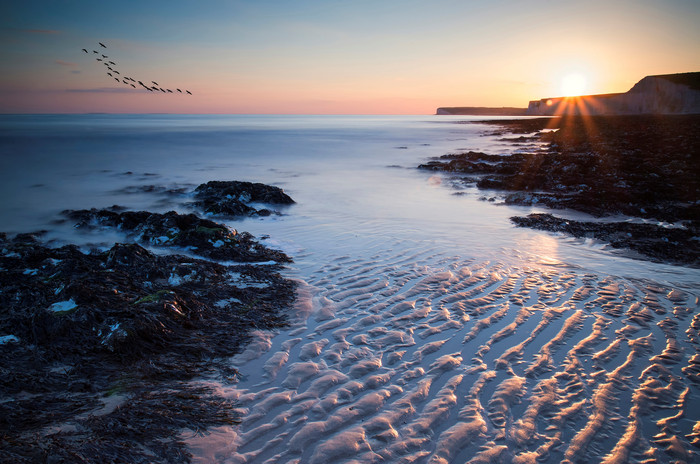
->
[[560, 73, 589, 97]]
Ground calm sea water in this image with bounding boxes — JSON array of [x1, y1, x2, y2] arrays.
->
[[0, 114, 695, 286]]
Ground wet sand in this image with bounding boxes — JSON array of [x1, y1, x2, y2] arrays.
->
[[185, 245, 699, 463]]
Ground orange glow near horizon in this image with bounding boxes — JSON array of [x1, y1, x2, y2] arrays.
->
[[1, 1, 698, 114]]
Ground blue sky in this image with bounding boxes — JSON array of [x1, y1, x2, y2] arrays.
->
[[1, 0, 699, 113]]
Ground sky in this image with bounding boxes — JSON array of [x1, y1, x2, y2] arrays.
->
[[1, 0, 698, 114]]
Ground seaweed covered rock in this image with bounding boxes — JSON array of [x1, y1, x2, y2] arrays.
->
[[194, 180, 295, 217], [420, 115, 700, 225], [63, 208, 291, 263], [511, 213, 700, 267], [0, 233, 295, 461]]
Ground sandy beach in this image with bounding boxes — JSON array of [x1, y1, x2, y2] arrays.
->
[[186, 247, 698, 463]]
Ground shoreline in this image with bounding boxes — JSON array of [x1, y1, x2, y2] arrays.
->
[[0, 182, 297, 462], [419, 114, 700, 267]]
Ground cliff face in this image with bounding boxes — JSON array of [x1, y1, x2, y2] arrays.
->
[[526, 72, 700, 116]]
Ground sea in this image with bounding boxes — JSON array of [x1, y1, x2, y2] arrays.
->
[[1, 114, 698, 463]]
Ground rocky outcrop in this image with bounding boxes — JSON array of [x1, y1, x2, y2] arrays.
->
[[418, 115, 700, 266], [526, 72, 700, 115], [63, 208, 292, 262], [511, 213, 699, 267], [1, 180, 297, 462], [194, 180, 294, 217]]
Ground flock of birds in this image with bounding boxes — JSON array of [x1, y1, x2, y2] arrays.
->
[[82, 42, 192, 95]]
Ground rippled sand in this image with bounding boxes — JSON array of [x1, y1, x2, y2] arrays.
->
[[184, 243, 699, 464]]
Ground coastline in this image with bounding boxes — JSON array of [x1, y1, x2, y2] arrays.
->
[[0, 115, 698, 463], [0, 182, 297, 462], [419, 114, 700, 267]]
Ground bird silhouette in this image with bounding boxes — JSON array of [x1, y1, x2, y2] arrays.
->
[[81, 43, 193, 96]]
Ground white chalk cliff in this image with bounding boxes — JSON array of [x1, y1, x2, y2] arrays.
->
[[526, 72, 700, 116]]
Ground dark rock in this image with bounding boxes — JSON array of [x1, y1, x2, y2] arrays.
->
[[421, 115, 700, 225], [193, 180, 294, 217], [0, 234, 295, 461], [511, 213, 700, 267], [420, 115, 700, 266], [63, 209, 291, 263]]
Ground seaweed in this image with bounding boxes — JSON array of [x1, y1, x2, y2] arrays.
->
[[0, 209, 295, 461]]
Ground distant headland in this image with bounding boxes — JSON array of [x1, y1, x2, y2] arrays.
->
[[435, 106, 527, 116], [437, 72, 700, 116]]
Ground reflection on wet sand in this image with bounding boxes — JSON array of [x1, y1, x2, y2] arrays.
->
[[186, 244, 699, 463]]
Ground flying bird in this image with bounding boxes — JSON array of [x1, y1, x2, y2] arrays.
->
[[80, 43, 193, 97]]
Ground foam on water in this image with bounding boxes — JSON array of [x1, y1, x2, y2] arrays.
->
[[1, 115, 699, 462]]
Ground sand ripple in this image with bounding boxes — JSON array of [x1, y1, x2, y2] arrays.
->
[[186, 247, 700, 463]]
